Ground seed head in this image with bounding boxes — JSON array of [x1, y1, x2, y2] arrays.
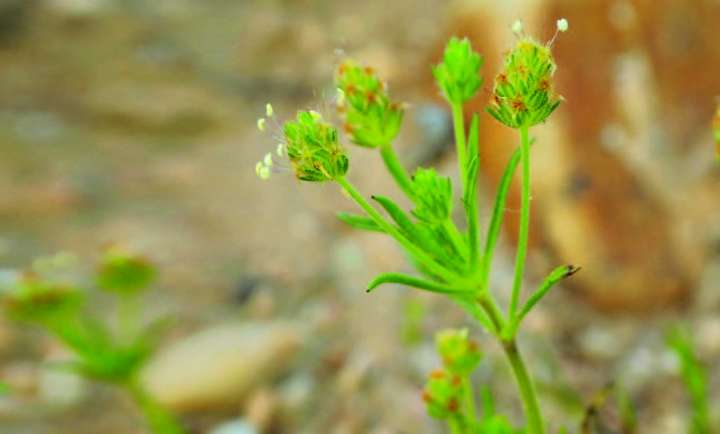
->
[[487, 28, 563, 129], [335, 59, 404, 148], [283, 110, 348, 182]]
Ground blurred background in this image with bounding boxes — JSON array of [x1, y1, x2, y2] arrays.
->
[[0, 0, 719, 433]]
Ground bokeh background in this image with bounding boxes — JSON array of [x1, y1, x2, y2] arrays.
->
[[0, 0, 719, 433]]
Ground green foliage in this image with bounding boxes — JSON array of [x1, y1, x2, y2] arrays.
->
[[423, 368, 463, 420], [411, 168, 453, 225], [435, 328, 482, 376], [667, 327, 711, 434], [433, 37, 484, 105], [97, 246, 155, 294], [335, 60, 404, 148], [487, 39, 562, 129], [259, 19, 573, 434], [284, 110, 348, 182], [0, 250, 184, 434]]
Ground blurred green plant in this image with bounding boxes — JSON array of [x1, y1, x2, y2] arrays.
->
[[0, 248, 184, 434], [256, 19, 573, 434], [667, 327, 711, 434]]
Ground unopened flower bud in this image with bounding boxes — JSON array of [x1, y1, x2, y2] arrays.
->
[[433, 37, 484, 105], [97, 246, 155, 294], [435, 328, 482, 375], [422, 367, 463, 420], [411, 168, 452, 224], [283, 110, 348, 182], [335, 60, 404, 148]]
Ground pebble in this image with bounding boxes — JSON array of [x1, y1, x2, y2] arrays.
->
[[141, 322, 303, 411], [208, 419, 259, 434]]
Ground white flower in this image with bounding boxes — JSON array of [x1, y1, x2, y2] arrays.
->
[[276, 143, 285, 157], [257, 118, 266, 132], [556, 18, 569, 33], [263, 152, 273, 167], [511, 20, 524, 35], [266, 103, 274, 117]]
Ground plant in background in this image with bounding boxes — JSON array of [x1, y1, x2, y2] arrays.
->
[[667, 327, 712, 434], [0, 248, 184, 434], [256, 19, 573, 434]]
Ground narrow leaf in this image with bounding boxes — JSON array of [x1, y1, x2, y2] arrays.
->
[[366, 272, 467, 294], [515, 265, 580, 326], [372, 195, 422, 243], [480, 146, 521, 284], [336, 212, 383, 232], [463, 115, 480, 268]]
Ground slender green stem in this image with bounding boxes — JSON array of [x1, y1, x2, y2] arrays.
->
[[336, 176, 457, 282], [502, 339, 545, 434], [125, 377, 185, 434], [465, 115, 481, 271], [509, 126, 531, 318], [448, 418, 463, 434], [462, 376, 477, 423], [477, 295, 506, 335], [451, 103, 468, 191], [379, 143, 415, 198], [118, 292, 141, 344]]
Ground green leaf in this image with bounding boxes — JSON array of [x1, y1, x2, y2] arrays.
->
[[97, 249, 156, 294], [366, 272, 467, 294], [336, 212, 383, 232], [480, 146, 521, 287], [372, 195, 416, 233], [464, 114, 481, 269], [667, 326, 710, 434], [514, 265, 579, 328]]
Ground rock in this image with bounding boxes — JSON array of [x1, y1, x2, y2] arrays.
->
[[141, 322, 303, 411], [208, 419, 259, 434]]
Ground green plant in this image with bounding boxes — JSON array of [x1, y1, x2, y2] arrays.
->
[[667, 327, 711, 434], [0, 248, 184, 434], [256, 19, 574, 434]]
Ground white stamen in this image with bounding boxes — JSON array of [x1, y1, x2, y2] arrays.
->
[[556, 18, 569, 33], [512, 20, 524, 36], [264, 152, 273, 167], [266, 103, 274, 117], [257, 118, 266, 132], [258, 165, 271, 180]]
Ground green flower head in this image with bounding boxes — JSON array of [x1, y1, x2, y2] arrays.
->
[[411, 168, 452, 225], [97, 245, 155, 294], [1, 273, 82, 323], [284, 110, 348, 182], [433, 37, 484, 104], [487, 24, 564, 129], [435, 328, 482, 375], [422, 368, 462, 420], [335, 60, 404, 148]]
